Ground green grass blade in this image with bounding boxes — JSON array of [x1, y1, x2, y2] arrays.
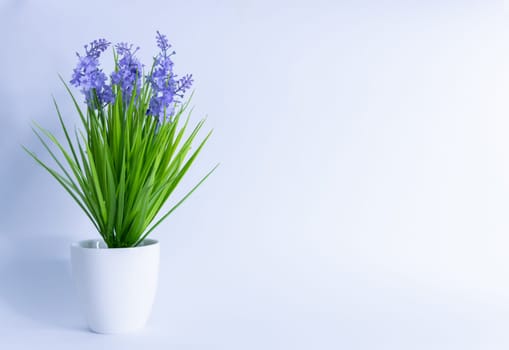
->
[[135, 163, 219, 246]]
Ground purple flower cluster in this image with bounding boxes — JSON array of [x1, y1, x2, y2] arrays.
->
[[147, 31, 193, 120], [70, 33, 192, 120], [70, 39, 114, 106], [111, 43, 142, 104]]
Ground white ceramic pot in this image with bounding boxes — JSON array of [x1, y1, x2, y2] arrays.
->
[[70, 239, 160, 334]]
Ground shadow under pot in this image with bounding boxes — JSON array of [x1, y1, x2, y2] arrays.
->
[[70, 239, 160, 334]]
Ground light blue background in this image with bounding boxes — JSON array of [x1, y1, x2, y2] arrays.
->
[[0, 0, 507, 349]]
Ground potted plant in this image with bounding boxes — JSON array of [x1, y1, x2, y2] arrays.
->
[[24, 32, 216, 333]]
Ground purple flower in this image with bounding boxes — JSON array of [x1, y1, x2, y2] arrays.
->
[[156, 31, 171, 52], [69, 33, 192, 117], [111, 43, 143, 104], [70, 39, 114, 107], [85, 39, 110, 58], [147, 31, 192, 121], [175, 74, 193, 97]]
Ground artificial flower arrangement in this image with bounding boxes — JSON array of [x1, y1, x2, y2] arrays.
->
[[24, 32, 216, 333], [25, 32, 215, 248]]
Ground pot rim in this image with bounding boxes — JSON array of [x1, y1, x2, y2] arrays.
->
[[71, 238, 159, 250]]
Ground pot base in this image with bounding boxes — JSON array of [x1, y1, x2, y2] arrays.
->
[[71, 239, 160, 334]]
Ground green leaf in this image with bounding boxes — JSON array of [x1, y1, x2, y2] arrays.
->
[[25, 76, 215, 248]]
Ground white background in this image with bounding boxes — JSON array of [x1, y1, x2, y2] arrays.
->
[[0, 0, 508, 349]]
